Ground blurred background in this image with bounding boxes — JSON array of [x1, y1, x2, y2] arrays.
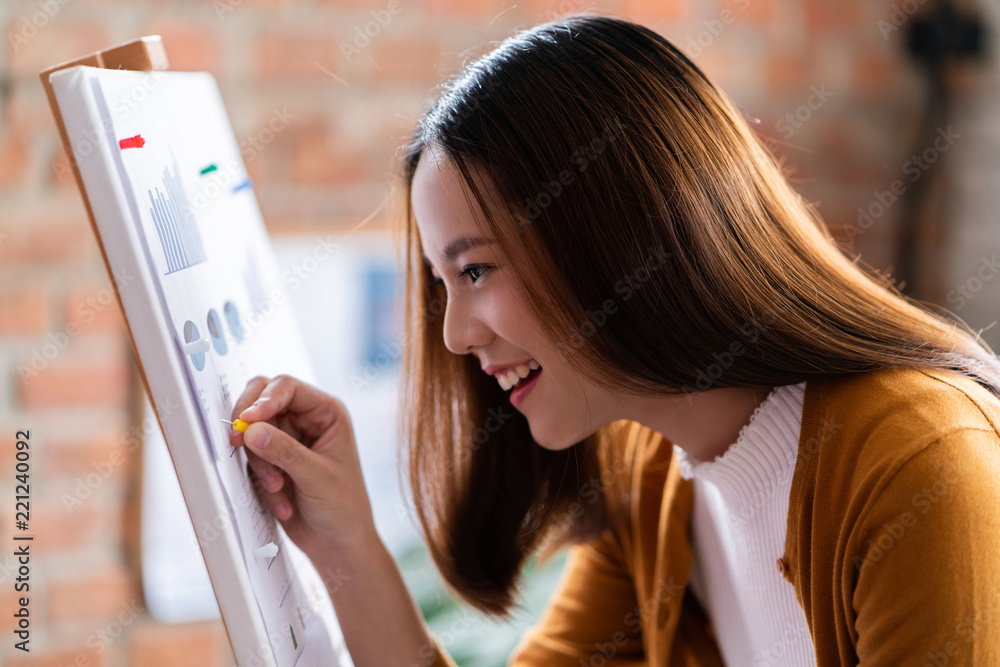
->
[[1, 0, 999, 665]]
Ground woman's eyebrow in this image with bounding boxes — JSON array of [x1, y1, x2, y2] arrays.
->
[[422, 236, 496, 265]]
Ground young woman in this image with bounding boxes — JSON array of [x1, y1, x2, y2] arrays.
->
[[230, 14, 1000, 667]]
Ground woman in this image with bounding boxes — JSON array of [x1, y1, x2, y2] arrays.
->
[[230, 14, 1000, 666]]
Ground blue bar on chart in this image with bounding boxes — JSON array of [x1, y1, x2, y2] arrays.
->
[[148, 158, 207, 274]]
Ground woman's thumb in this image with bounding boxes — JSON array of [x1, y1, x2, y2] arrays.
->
[[243, 422, 318, 484]]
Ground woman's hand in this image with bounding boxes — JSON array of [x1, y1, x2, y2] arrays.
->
[[229, 375, 377, 562]]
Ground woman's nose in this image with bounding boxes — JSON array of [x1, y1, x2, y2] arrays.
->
[[442, 297, 494, 355]]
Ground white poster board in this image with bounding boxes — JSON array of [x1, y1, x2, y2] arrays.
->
[[48, 64, 354, 667]]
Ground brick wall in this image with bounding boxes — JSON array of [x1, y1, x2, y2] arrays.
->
[[0, 0, 994, 665]]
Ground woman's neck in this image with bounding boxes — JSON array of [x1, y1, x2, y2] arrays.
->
[[620, 385, 777, 463]]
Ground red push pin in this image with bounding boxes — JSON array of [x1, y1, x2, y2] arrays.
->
[[119, 134, 146, 149]]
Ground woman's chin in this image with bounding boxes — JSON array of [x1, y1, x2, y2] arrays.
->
[[528, 420, 581, 451]]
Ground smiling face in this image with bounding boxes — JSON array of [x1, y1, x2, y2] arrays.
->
[[410, 145, 623, 450]]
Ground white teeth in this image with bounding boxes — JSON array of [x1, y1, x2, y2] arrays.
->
[[494, 359, 541, 392]]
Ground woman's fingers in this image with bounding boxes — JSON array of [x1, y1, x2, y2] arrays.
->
[[242, 420, 325, 494], [235, 375, 347, 446], [239, 375, 323, 422], [246, 453, 292, 520], [229, 375, 271, 448], [233, 375, 271, 417]]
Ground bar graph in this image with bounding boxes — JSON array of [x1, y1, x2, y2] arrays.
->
[[148, 156, 207, 273]]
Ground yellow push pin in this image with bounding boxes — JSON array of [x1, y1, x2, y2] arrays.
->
[[221, 418, 251, 432]]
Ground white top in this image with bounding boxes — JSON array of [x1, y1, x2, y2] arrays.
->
[[673, 382, 816, 666]]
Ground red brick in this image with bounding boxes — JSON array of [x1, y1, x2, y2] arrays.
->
[[0, 439, 13, 483], [49, 568, 137, 623], [0, 128, 29, 188], [0, 221, 94, 263], [17, 351, 130, 408], [424, 0, 498, 17], [765, 52, 813, 92], [371, 36, 442, 81], [3, 646, 106, 667], [804, 0, 861, 33], [140, 21, 223, 72], [43, 434, 135, 480], [290, 119, 369, 185], [852, 50, 904, 96], [620, 0, 686, 23], [0, 502, 100, 553], [7, 19, 108, 78], [127, 620, 223, 667], [63, 287, 126, 336], [48, 152, 79, 191], [730, 0, 773, 23], [0, 589, 26, 634], [0, 289, 51, 336], [257, 32, 340, 79]]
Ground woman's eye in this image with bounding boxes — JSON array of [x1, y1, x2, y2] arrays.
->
[[458, 264, 494, 284]]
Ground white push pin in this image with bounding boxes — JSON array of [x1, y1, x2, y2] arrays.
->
[[183, 338, 211, 355], [254, 542, 279, 559]]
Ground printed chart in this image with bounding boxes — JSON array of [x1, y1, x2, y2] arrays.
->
[[71, 67, 353, 667]]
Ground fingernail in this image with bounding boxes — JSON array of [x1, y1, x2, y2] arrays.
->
[[247, 426, 270, 449]]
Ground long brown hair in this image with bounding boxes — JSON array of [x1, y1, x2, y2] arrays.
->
[[393, 13, 1000, 616]]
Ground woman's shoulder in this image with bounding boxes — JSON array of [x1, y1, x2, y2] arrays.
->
[[796, 365, 1000, 542], [808, 365, 1000, 461]]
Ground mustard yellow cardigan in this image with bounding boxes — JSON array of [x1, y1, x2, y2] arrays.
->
[[431, 366, 1000, 665]]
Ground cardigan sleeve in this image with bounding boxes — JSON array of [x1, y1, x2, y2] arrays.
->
[[852, 427, 1000, 664], [428, 634, 460, 667], [504, 527, 646, 666], [424, 532, 644, 667], [427, 528, 645, 666]]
